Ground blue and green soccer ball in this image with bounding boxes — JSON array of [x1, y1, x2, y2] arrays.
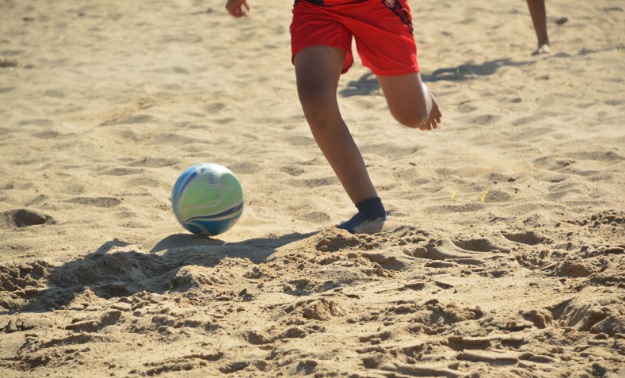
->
[[172, 163, 244, 237]]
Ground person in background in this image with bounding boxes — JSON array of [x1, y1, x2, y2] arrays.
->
[[526, 0, 550, 55]]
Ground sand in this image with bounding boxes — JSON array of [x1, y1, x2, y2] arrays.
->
[[1, 0, 625, 376]]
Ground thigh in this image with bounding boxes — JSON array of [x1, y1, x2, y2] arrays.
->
[[295, 46, 345, 90], [291, 1, 354, 74], [294, 46, 346, 119]]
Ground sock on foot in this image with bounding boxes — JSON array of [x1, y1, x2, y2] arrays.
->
[[337, 197, 387, 234]]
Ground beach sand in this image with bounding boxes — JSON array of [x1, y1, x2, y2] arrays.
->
[[1, 0, 625, 376]]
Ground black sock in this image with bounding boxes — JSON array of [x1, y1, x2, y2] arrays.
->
[[337, 197, 386, 234]]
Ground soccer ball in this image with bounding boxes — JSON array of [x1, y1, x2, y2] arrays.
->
[[172, 163, 244, 236]]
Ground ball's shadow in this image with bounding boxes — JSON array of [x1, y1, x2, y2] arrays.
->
[[7, 231, 318, 314]]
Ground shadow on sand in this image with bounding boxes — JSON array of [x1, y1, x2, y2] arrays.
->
[[339, 57, 536, 97], [3, 231, 318, 314]]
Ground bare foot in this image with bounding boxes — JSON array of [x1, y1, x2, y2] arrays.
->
[[532, 43, 551, 56], [420, 91, 442, 131]]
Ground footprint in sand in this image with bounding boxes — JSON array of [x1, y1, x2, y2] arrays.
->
[[212, 117, 236, 125], [290, 176, 337, 189], [452, 237, 511, 253], [297, 211, 331, 223], [228, 161, 260, 175], [548, 293, 625, 336], [502, 230, 548, 246], [285, 135, 315, 147], [1, 209, 55, 228], [107, 113, 156, 126], [98, 167, 143, 176], [424, 237, 509, 264], [280, 165, 305, 177], [127, 157, 179, 168], [469, 113, 501, 126], [16, 118, 54, 127], [66, 197, 121, 207], [204, 102, 226, 114], [32, 130, 62, 139]]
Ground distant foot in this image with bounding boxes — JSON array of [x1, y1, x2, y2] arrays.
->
[[337, 212, 386, 234], [532, 43, 551, 56]]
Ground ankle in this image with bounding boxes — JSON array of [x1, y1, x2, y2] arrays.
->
[[355, 197, 386, 221], [336, 197, 387, 234]]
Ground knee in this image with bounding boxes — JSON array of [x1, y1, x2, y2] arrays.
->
[[296, 79, 333, 107], [296, 81, 341, 127]]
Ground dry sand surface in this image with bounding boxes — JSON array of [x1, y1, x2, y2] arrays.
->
[[2, 0, 625, 377]]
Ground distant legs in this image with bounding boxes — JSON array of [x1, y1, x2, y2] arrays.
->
[[526, 0, 550, 55]]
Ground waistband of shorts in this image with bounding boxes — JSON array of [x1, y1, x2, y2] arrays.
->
[[296, 0, 370, 6]]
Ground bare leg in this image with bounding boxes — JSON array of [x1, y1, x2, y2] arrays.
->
[[526, 0, 550, 55], [377, 73, 442, 130], [294, 46, 377, 204]]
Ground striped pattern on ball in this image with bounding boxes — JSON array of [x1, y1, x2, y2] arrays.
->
[[172, 163, 244, 236]]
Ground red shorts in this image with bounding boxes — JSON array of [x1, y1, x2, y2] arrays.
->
[[290, 0, 419, 76]]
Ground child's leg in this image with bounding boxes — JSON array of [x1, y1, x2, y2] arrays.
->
[[294, 46, 377, 205], [294, 46, 385, 233], [377, 73, 442, 130]]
